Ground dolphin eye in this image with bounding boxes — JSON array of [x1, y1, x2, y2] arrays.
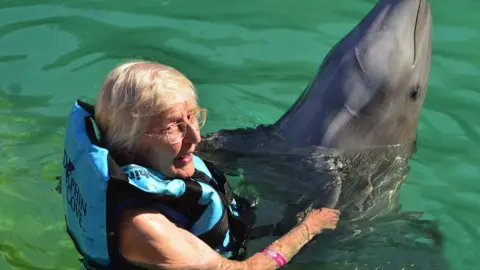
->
[[409, 85, 420, 100]]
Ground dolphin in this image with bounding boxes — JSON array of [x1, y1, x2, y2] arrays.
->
[[198, 0, 432, 222], [197, 0, 445, 268]]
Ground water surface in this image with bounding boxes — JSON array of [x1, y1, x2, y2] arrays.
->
[[0, 0, 479, 269]]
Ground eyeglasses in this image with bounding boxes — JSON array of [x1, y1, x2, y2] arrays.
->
[[144, 107, 207, 144]]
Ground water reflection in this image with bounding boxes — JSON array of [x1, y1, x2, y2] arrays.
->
[[0, 86, 79, 270]]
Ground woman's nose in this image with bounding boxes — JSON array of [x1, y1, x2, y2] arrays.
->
[[183, 122, 201, 144]]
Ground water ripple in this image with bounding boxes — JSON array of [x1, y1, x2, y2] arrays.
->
[[0, 0, 479, 269]]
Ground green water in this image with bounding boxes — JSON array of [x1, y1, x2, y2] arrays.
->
[[0, 0, 479, 269]]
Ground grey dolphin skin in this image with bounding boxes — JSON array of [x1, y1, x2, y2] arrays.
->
[[198, 0, 447, 269]]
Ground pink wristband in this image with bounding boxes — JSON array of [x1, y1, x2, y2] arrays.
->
[[261, 248, 288, 268]]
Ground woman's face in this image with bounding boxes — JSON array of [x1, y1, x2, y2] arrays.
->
[[140, 100, 205, 179]]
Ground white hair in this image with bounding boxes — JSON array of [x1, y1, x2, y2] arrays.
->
[[94, 60, 198, 154]]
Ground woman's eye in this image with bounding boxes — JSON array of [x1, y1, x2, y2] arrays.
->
[[164, 125, 176, 133]]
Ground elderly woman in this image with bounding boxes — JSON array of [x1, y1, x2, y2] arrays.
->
[[61, 61, 340, 270]]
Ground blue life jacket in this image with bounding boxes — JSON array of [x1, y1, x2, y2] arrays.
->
[[60, 100, 260, 269]]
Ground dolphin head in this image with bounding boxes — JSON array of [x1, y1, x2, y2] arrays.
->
[[274, 0, 432, 151]]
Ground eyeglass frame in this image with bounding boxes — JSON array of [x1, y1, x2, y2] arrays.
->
[[143, 106, 208, 144]]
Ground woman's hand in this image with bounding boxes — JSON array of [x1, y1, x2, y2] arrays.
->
[[300, 208, 341, 238]]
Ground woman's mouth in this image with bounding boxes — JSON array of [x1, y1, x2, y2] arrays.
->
[[174, 152, 193, 166]]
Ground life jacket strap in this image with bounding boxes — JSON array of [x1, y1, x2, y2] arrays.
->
[[191, 165, 258, 246], [197, 206, 230, 248], [198, 160, 236, 204]]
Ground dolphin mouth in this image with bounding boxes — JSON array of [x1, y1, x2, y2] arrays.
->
[[413, 0, 421, 61], [413, 0, 430, 65]]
